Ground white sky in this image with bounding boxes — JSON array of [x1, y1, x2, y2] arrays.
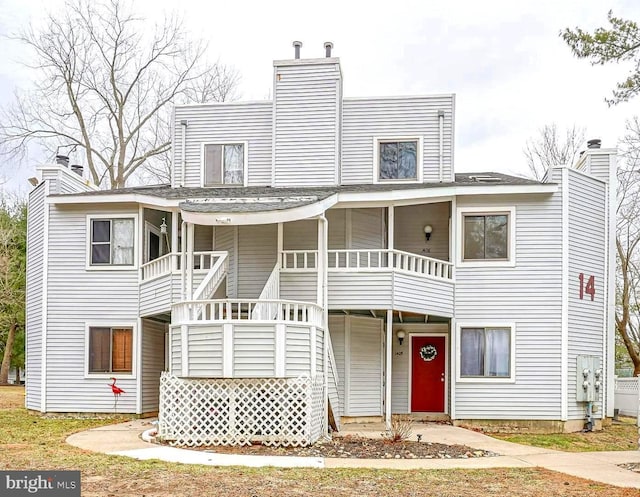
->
[[1, 0, 639, 193]]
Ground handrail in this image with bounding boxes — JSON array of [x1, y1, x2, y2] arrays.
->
[[327, 249, 453, 280], [140, 251, 227, 282], [251, 264, 280, 320], [192, 253, 228, 301], [173, 299, 323, 327], [281, 250, 318, 271]]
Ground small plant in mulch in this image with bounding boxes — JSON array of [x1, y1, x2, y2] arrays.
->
[[381, 414, 413, 443]]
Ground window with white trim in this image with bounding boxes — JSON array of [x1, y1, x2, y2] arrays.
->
[[460, 327, 511, 378], [378, 140, 418, 181], [90, 218, 134, 266], [462, 213, 509, 261], [203, 143, 244, 186], [88, 326, 133, 374]]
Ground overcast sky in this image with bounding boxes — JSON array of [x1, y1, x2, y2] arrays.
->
[[1, 0, 639, 193]]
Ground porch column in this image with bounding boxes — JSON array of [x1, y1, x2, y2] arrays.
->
[[387, 205, 394, 250], [171, 211, 179, 271], [277, 222, 283, 268], [385, 309, 393, 428], [186, 222, 194, 300]]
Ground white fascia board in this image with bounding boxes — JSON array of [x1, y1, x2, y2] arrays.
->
[[333, 183, 558, 208], [47, 194, 179, 209], [180, 194, 339, 226]]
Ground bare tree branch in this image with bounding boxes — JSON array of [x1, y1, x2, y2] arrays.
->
[[523, 123, 586, 180]]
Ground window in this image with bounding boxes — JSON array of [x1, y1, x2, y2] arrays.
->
[[378, 140, 418, 181], [463, 213, 509, 261], [460, 327, 512, 378], [90, 218, 135, 266], [88, 327, 133, 374], [203, 143, 245, 186]]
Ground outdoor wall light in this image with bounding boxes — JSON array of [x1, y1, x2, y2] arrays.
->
[[160, 217, 168, 235], [424, 224, 433, 241], [396, 329, 406, 346]]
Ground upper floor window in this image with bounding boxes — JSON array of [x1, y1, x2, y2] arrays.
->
[[463, 213, 509, 261], [89, 217, 135, 266], [374, 137, 422, 183], [203, 143, 246, 186]]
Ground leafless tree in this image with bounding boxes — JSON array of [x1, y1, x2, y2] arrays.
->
[[616, 117, 640, 375], [523, 123, 586, 180], [0, 0, 239, 189]]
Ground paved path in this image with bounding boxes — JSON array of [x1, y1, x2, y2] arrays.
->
[[66, 420, 640, 489]]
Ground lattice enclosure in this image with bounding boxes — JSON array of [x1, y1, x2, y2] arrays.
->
[[158, 373, 326, 447]]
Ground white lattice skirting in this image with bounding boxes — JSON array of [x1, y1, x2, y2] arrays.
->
[[158, 373, 326, 447]]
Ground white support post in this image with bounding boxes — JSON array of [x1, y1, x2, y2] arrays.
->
[[186, 222, 194, 300], [385, 309, 393, 428], [388, 205, 394, 251], [223, 323, 233, 377], [171, 211, 179, 270], [277, 222, 283, 268], [180, 220, 186, 300], [276, 323, 286, 377], [317, 218, 323, 306], [323, 327, 329, 437]]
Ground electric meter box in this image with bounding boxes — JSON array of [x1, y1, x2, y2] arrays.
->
[[576, 355, 602, 402]]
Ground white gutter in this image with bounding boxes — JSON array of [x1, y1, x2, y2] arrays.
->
[[438, 110, 444, 182]]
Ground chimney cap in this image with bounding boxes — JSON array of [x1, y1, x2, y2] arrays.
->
[[324, 41, 334, 58], [587, 138, 602, 149], [292, 41, 303, 47]]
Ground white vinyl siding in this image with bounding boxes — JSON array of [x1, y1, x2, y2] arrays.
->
[[174, 102, 272, 187], [273, 62, 341, 186], [394, 202, 449, 261], [188, 325, 224, 377], [45, 205, 139, 412], [214, 226, 235, 298], [233, 326, 276, 377], [351, 208, 385, 249], [566, 169, 606, 419], [141, 319, 166, 413], [454, 188, 563, 420], [341, 96, 454, 184], [26, 183, 46, 411], [237, 224, 277, 298], [345, 316, 383, 416], [327, 208, 346, 249], [328, 315, 346, 410]]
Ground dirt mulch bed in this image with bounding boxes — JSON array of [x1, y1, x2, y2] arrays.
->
[[180, 435, 497, 459]]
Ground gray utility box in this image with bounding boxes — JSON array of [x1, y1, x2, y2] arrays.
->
[[576, 355, 602, 402]]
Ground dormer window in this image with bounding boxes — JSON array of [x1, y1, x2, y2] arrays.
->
[[374, 137, 423, 183], [203, 143, 247, 186]]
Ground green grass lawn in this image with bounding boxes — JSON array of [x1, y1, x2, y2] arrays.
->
[[1, 386, 639, 496], [488, 418, 639, 452]]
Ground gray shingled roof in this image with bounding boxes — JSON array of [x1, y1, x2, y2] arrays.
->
[[50, 172, 545, 202]]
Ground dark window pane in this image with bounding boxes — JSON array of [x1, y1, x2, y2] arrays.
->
[[89, 327, 111, 372], [398, 141, 417, 179], [204, 144, 222, 186], [460, 328, 484, 376], [92, 220, 110, 243], [92, 244, 110, 264], [463, 216, 485, 260], [149, 232, 160, 261], [485, 215, 508, 259], [379, 142, 398, 179]]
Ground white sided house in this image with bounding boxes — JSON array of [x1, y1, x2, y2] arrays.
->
[[25, 43, 616, 446]]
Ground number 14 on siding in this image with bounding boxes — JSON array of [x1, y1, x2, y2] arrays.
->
[[578, 273, 595, 301]]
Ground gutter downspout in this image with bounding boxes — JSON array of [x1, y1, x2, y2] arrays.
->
[[438, 110, 445, 182], [180, 120, 188, 187], [319, 214, 329, 436]]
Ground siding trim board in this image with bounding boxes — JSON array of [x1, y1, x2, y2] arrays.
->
[[561, 168, 569, 421]]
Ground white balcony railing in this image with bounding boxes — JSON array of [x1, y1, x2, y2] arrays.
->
[[251, 264, 280, 320], [280, 250, 318, 271], [140, 251, 225, 282], [328, 249, 453, 280], [191, 253, 228, 301], [173, 299, 323, 327]]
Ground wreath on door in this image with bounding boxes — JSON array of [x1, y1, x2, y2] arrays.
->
[[419, 345, 437, 362]]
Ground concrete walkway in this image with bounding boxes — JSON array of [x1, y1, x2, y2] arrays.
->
[[66, 420, 640, 489]]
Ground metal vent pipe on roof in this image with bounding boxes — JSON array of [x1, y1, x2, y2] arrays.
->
[[55, 155, 69, 167], [587, 138, 602, 149], [324, 42, 333, 57], [293, 41, 302, 59]]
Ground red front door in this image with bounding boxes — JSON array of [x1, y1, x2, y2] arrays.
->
[[411, 336, 446, 412]]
